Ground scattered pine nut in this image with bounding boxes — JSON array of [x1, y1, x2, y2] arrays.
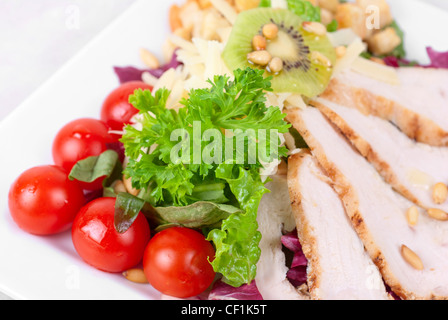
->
[[198, 0, 212, 9], [123, 176, 140, 197], [427, 208, 448, 221], [335, 46, 347, 58], [235, 0, 260, 12], [140, 48, 160, 69], [247, 50, 272, 66], [401, 245, 424, 271], [370, 57, 386, 65], [252, 34, 267, 51], [432, 182, 448, 204], [262, 23, 279, 40], [174, 25, 193, 41], [123, 268, 148, 284], [311, 51, 332, 67], [406, 206, 419, 226], [268, 57, 284, 73], [112, 180, 127, 194], [302, 21, 327, 36]]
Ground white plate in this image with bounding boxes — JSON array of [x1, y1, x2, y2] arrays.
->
[[0, 0, 447, 300]]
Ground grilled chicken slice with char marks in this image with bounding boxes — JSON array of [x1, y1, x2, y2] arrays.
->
[[311, 98, 448, 213], [322, 68, 448, 147], [286, 107, 448, 300], [288, 152, 390, 300]]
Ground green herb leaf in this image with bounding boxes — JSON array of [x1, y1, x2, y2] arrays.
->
[[326, 19, 338, 32], [388, 20, 406, 59], [121, 67, 290, 286], [114, 192, 146, 234], [152, 201, 242, 229], [69, 150, 122, 187], [259, 0, 271, 7], [121, 68, 289, 207], [286, 0, 321, 22]]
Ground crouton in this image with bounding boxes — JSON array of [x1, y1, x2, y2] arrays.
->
[[367, 27, 401, 56], [335, 3, 371, 39], [356, 0, 393, 29], [318, 0, 340, 13]]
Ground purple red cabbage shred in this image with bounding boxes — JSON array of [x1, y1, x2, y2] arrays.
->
[[113, 50, 182, 84], [384, 47, 448, 69]]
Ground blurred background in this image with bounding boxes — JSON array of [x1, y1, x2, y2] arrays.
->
[[0, 0, 135, 121], [0, 0, 447, 300]]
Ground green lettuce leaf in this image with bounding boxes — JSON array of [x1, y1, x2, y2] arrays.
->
[[206, 163, 269, 287], [121, 68, 290, 287], [286, 0, 321, 22]]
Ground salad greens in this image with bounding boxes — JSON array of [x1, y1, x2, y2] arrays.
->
[[118, 67, 290, 287], [260, 0, 321, 22], [388, 20, 406, 59], [69, 149, 123, 193]]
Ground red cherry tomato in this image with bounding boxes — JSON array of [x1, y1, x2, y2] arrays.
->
[[8, 165, 85, 236], [72, 198, 151, 273], [52, 118, 114, 190], [143, 227, 216, 298], [100, 81, 153, 134]]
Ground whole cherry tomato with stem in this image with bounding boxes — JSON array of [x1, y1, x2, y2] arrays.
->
[[100, 81, 153, 140]]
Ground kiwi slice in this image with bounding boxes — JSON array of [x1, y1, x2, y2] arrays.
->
[[222, 8, 336, 98]]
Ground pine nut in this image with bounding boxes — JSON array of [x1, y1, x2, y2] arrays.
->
[[235, 0, 260, 12], [406, 206, 419, 226], [335, 46, 347, 58], [427, 208, 448, 221], [432, 182, 448, 204], [401, 245, 424, 271], [262, 23, 279, 40], [311, 51, 332, 67], [370, 57, 386, 65], [268, 57, 283, 73], [302, 21, 327, 36], [247, 50, 272, 66], [198, 0, 212, 9], [140, 48, 160, 69], [173, 25, 193, 41], [123, 175, 140, 197], [122, 268, 148, 284], [252, 34, 267, 51], [112, 180, 127, 194]]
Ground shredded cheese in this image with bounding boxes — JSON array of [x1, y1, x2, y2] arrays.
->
[[351, 56, 400, 86], [285, 93, 307, 110], [327, 28, 361, 47], [209, 0, 238, 25], [271, 0, 288, 9], [332, 38, 367, 77]]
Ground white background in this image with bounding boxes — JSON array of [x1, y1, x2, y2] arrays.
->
[[0, 0, 447, 300]]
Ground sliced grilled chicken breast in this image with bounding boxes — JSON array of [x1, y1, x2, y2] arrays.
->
[[255, 175, 308, 300], [286, 107, 448, 300], [288, 152, 390, 300], [312, 98, 448, 213], [322, 68, 448, 146]]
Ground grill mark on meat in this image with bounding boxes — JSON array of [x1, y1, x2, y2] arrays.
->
[[321, 76, 448, 147]]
